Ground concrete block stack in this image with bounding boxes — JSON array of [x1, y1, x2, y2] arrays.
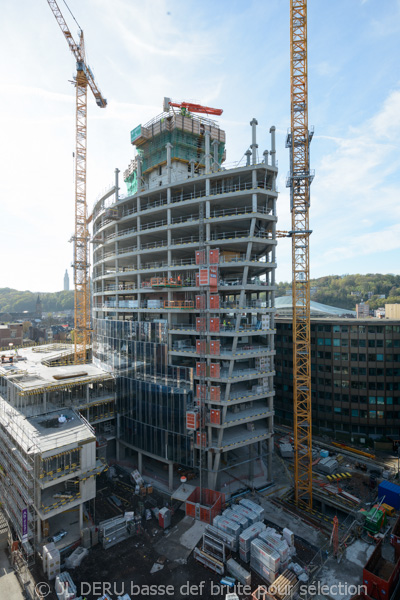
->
[[46, 547, 61, 581], [239, 522, 266, 563], [258, 532, 290, 572], [250, 539, 280, 583], [239, 498, 264, 521], [234, 504, 259, 525], [213, 515, 241, 548], [223, 508, 249, 531], [226, 558, 252, 587]]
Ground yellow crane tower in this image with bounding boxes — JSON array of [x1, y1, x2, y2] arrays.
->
[[286, 0, 314, 507], [47, 0, 107, 364]]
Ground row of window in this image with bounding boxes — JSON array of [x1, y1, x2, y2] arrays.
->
[[315, 338, 400, 347], [279, 323, 400, 334]]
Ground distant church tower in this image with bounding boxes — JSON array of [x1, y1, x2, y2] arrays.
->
[[35, 295, 43, 318], [64, 269, 70, 291]]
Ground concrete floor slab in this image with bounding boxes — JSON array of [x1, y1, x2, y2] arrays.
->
[[155, 516, 206, 562], [0, 551, 24, 600]]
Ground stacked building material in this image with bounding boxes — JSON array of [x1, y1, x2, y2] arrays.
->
[[65, 546, 89, 569], [206, 524, 237, 552], [234, 504, 259, 525], [250, 539, 280, 583], [46, 547, 60, 580], [226, 558, 251, 587], [203, 531, 227, 563], [239, 522, 267, 563], [223, 508, 249, 531], [239, 498, 265, 521], [213, 516, 241, 546], [258, 532, 290, 571], [99, 515, 129, 549]]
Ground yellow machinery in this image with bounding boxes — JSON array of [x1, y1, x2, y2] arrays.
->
[[286, 0, 314, 507], [47, 1, 107, 364]]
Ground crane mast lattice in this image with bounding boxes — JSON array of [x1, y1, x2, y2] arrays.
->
[[286, 0, 314, 507], [47, 0, 107, 364]]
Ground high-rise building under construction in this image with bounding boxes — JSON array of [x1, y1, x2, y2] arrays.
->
[[92, 100, 278, 492]]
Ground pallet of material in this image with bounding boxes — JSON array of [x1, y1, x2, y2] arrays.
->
[[194, 547, 224, 575], [226, 557, 251, 586], [223, 508, 249, 531], [268, 569, 298, 600], [239, 498, 265, 521], [213, 515, 241, 543], [234, 504, 259, 525]]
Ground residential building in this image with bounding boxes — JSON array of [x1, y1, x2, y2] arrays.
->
[[91, 104, 278, 492], [0, 323, 23, 349], [356, 302, 370, 318], [386, 304, 400, 320]]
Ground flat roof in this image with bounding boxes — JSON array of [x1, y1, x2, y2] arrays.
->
[[0, 344, 113, 395], [0, 397, 95, 456]]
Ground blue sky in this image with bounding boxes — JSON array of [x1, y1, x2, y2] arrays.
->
[[1, 0, 399, 292]]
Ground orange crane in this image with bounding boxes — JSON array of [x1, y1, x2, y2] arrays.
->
[[163, 97, 223, 116], [286, 0, 314, 507], [47, 1, 107, 364]]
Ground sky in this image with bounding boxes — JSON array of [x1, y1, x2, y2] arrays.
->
[[1, 0, 399, 293]]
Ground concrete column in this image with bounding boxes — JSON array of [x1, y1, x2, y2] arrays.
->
[[245, 150, 252, 166], [168, 462, 174, 491], [189, 159, 196, 178], [205, 131, 211, 174], [212, 139, 219, 172], [138, 451, 143, 473], [137, 157, 142, 190], [250, 118, 258, 165], [79, 503, 83, 529], [37, 518, 42, 543], [270, 126, 276, 167], [166, 143, 172, 183], [114, 168, 120, 202], [263, 150, 269, 165], [268, 435, 273, 481]]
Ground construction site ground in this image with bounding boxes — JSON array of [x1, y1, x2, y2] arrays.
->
[[23, 450, 398, 600]]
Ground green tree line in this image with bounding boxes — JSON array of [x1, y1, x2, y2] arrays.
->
[[0, 288, 74, 313], [276, 274, 400, 310]]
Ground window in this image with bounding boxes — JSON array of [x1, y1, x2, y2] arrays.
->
[[341, 339, 348, 347], [359, 354, 366, 362], [368, 339, 376, 348], [376, 354, 384, 362], [317, 338, 324, 346], [333, 339, 340, 347], [369, 410, 376, 418], [341, 353, 349, 361], [386, 397, 393, 405], [377, 411, 384, 419], [325, 338, 331, 346], [333, 352, 340, 361], [369, 396, 376, 404], [359, 326, 366, 334], [359, 339, 366, 347], [341, 326, 348, 333], [351, 367, 358, 376], [351, 353, 358, 362], [377, 397, 385, 405], [158, 165, 162, 176], [334, 407, 341, 413], [359, 367, 366, 375], [333, 325, 340, 333]]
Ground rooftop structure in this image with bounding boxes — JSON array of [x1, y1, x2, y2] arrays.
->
[[92, 103, 278, 494], [275, 296, 357, 317]]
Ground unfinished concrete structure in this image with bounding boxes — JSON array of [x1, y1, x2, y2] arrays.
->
[[92, 103, 278, 492], [0, 345, 115, 564]]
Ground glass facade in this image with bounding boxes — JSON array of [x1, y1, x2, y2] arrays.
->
[[94, 319, 194, 465]]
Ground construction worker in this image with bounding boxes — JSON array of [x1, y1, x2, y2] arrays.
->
[[223, 319, 227, 330]]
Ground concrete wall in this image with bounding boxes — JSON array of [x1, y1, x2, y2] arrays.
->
[[386, 304, 400, 319]]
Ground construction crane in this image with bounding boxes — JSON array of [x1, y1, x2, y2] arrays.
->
[[47, 0, 107, 364], [163, 97, 223, 116], [286, 0, 314, 507]]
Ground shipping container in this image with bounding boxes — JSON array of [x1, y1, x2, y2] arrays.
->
[[378, 481, 400, 510]]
